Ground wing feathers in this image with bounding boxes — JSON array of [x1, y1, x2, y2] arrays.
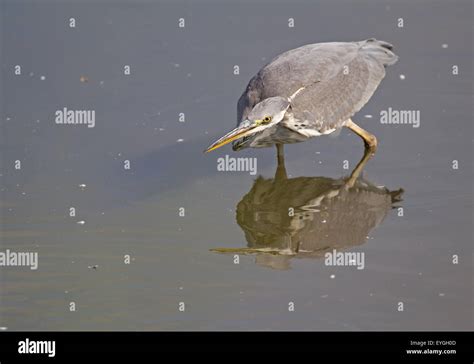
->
[[237, 39, 398, 130]]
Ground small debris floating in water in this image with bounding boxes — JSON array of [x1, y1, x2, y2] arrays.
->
[[330, 274, 335, 279], [399, 74, 406, 80], [78, 184, 87, 189], [177, 138, 184, 143], [80, 76, 89, 83], [442, 43, 448, 49], [40, 75, 46, 80], [77, 221, 85, 225], [88, 265, 99, 270]]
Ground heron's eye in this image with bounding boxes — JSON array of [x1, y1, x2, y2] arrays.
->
[[262, 116, 272, 123]]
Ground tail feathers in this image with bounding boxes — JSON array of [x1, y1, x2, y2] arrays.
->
[[389, 188, 404, 203], [361, 38, 399, 67]]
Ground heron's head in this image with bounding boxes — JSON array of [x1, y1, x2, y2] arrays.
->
[[204, 97, 290, 153]]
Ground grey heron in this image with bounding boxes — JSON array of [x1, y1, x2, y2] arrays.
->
[[205, 39, 398, 162]]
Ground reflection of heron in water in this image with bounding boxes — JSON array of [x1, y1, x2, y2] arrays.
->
[[211, 149, 403, 270]]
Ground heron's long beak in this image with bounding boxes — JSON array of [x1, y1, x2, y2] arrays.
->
[[204, 122, 257, 153]]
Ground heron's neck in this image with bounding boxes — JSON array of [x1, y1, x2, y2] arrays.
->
[[282, 109, 297, 124]]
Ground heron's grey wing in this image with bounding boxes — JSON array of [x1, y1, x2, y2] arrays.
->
[[238, 39, 398, 130], [288, 40, 398, 132]]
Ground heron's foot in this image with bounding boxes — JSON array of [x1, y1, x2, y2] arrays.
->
[[345, 118, 378, 155]]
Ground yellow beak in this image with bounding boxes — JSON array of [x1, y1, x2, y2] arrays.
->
[[204, 123, 257, 153]]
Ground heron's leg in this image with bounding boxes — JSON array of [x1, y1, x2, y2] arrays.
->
[[274, 144, 287, 180], [345, 119, 378, 153], [276, 143, 285, 164], [344, 147, 373, 189]]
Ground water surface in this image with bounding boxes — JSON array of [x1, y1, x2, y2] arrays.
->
[[0, 0, 472, 330]]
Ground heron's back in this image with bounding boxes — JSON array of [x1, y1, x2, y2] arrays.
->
[[238, 39, 398, 130]]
